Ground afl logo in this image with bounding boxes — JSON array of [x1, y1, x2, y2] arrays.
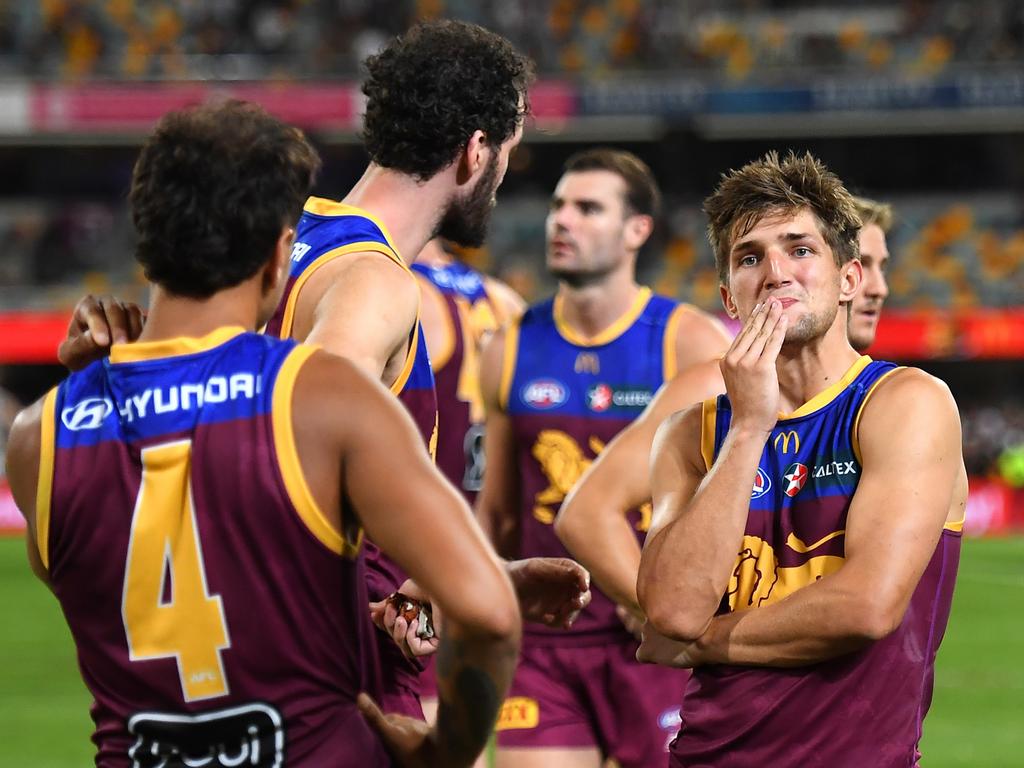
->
[[783, 462, 809, 498], [586, 384, 612, 412], [751, 467, 772, 499], [61, 397, 113, 431], [521, 379, 568, 409]]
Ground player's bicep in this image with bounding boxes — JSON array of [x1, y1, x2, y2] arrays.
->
[[843, 371, 964, 617], [646, 405, 706, 542]]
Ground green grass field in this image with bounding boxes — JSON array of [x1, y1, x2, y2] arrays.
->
[[0, 535, 1021, 765]]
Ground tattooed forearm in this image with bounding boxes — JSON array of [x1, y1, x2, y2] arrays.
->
[[432, 630, 518, 766]]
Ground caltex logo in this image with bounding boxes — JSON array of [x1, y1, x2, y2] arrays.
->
[[751, 467, 772, 499], [586, 384, 613, 412], [782, 462, 809, 497]]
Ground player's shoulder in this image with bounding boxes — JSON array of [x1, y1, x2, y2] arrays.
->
[[482, 274, 527, 323], [857, 364, 959, 436], [670, 302, 731, 339], [651, 398, 706, 462]]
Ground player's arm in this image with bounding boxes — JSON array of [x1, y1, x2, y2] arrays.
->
[[475, 326, 522, 559], [675, 369, 966, 668], [296, 352, 520, 766], [556, 360, 724, 617], [297, 253, 420, 384], [671, 307, 731, 372], [638, 301, 786, 641], [5, 397, 53, 587]]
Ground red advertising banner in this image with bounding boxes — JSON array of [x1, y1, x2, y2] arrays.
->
[[867, 309, 1024, 360]]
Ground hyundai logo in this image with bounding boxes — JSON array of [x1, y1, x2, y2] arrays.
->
[[61, 397, 114, 431]]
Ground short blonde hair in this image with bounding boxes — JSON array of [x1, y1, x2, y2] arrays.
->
[[853, 196, 894, 234], [704, 151, 862, 284]]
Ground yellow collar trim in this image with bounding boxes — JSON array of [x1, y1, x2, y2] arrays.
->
[[109, 326, 246, 363], [778, 355, 872, 420], [302, 197, 403, 262], [553, 286, 652, 348]]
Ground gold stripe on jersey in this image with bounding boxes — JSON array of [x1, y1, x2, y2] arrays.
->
[[851, 365, 904, 465], [389, 322, 421, 396], [302, 198, 403, 257], [778, 355, 872, 421], [498, 319, 521, 411], [553, 287, 652, 347], [700, 396, 718, 472], [662, 303, 696, 381], [271, 345, 361, 558], [109, 327, 246, 363], [35, 388, 57, 571], [276, 242, 402, 340]]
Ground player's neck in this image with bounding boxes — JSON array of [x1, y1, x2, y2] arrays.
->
[[554, 267, 643, 341], [137, 284, 259, 344], [775, 320, 863, 414], [343, 164, 449, 265], [413, 238, 454, 267]]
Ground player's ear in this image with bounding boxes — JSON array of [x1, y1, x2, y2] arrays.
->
[[720, 283, 739, 319], [623, 214, 654, 252], [456, 130, 489, 186], [839, 257, 862, 304], [265, 225, 294, 294]]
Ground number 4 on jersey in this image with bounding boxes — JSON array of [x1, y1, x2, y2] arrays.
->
[[121, 440, 231, 702]]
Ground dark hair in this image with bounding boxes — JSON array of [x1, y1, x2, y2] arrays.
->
[[130, 100, 320, 298], [361, 20, 533, 180], [704, 151, 861, 284], [563, 148, 661, 220]]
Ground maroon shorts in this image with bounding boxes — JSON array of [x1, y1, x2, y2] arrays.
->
[[495, 636, 687, 767]]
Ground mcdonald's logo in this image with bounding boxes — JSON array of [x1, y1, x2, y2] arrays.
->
[[574, 352, 601, 375], [773, 430, 800, 454]]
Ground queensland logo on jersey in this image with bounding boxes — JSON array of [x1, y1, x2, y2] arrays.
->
[[61, 397, 114, 431], [586, 384, 613, 412], [521, 379, 568, 409], [782, 462, 809, 497], [751, 467, 772, 499]]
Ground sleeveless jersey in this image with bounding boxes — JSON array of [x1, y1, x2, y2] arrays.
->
[[503, 288, 692, 642], [36, 329, 388, 767], [264, 197, 437, 695], [672, 356, 963, 767], [412, 260, 502, 504]]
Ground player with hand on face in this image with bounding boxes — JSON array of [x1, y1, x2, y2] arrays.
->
[[636, 152, 965, 767], [555, 195, 896, 632]]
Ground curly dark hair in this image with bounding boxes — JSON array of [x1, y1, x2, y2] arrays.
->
[[362, 20, 533, 180], [704, 151, 861, 284], [130, 100, 320, 298]]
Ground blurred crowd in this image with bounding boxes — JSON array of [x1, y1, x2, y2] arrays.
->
[[0, 0, 1020, 80]]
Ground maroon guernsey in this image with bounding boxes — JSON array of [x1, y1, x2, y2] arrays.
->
[[37, 329, 388, 766]]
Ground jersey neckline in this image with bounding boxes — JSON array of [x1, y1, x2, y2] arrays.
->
[[777, 355, 873, 421], [302, 197, 403, 262], [552, 286, 652, 348], [108, 326, 247, 364]]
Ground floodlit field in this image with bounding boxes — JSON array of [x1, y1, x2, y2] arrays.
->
[[0, 535, 1021, 766]]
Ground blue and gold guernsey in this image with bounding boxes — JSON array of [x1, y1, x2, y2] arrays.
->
[[503, 287, 694, 641], [264, 197, 437, 707], [672, 356, 964, 767], [37, 329, 388, 767]]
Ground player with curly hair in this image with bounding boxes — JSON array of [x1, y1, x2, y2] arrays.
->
[[57, 19, 591, 740]]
